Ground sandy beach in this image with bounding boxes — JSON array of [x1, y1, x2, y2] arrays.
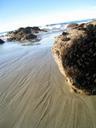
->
[[0, 34, 96, 128]]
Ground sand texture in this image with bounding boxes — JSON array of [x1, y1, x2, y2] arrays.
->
[[0, 37, 96, 127]]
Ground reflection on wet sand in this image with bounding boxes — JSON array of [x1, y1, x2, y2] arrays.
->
[[0, 36, 96, 128]]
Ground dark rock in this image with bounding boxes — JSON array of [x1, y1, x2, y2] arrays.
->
[[7, 26, 41, 42], [78, 23, 85, 28], [52, 21, 96, 95], [67, 23, 78, 29], [17, 27, 24, 32], [32, 27, 41, 32], [0, 39, 5, 44], [22, 34, 37, 40], [62, 31, 68, 36]]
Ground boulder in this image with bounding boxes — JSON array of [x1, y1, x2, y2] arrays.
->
[[52, 22, 96, 95], [7, 27, 40, 42], [0, 39, 5, 44]]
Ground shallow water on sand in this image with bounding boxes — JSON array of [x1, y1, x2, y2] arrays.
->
[[0, 32, 96, 128]]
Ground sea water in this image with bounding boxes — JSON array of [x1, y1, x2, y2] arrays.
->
[[0, 19, 93, 55]]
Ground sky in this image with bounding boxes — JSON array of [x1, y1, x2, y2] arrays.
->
[[0, 0, 96, 32]]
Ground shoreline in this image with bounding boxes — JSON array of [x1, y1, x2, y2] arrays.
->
[[0, 20, 96, 127], [0, 39, 96, 128]]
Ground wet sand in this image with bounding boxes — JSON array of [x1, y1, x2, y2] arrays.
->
[[0, 38, 96, 128]]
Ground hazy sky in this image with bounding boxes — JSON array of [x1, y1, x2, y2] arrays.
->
[[0, 0, 96, 32]]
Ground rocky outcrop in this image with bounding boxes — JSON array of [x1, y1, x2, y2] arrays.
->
[[52, 22, 96, 95], [67, 23, 78, 29], [0, 39, 5, 44], [7, 27, 43, 42], [86, 20, 96, 26], [67, 23, 86, 30]]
